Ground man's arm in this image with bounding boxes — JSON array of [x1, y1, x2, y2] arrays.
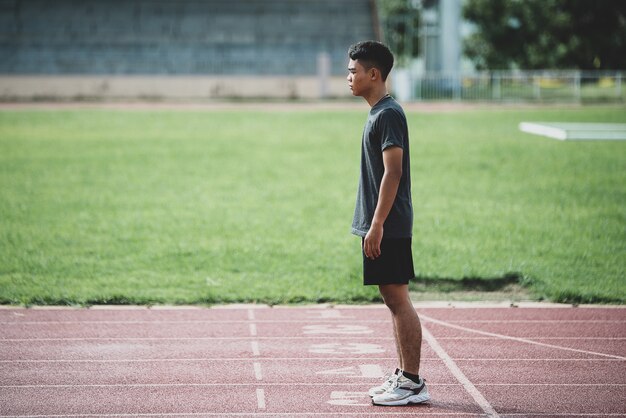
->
[[363, 146, 403, 259]]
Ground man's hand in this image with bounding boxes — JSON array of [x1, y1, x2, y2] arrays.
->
[[364, 223, 383, 259]]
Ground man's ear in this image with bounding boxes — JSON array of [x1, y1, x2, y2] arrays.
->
[[370, 68, 378, 80]]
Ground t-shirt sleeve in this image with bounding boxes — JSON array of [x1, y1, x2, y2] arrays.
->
[[378, 109, 407, 151]]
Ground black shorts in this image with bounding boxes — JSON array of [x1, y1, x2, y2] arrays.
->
[[362, 237, 415, 286]]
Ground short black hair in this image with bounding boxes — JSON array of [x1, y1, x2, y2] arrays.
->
[[348, 41, 394, 81]]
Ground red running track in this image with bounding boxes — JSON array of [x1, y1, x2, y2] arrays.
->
[[0, 303, 625, 417]]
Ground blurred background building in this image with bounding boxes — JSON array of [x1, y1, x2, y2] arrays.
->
[[0, 0, 624, 102], [0, 0, 379, 100]]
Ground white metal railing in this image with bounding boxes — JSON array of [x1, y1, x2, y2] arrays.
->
[[394, 70, 625, 103]]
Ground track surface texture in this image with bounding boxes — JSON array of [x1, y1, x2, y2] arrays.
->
[[1, 303, 625, 417]]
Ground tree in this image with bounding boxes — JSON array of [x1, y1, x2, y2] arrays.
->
[[378, 0, 421, 65], [463, 0, 626, 70]]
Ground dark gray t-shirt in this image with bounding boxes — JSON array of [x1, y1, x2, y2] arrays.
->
[[351, 96, 413, 238]]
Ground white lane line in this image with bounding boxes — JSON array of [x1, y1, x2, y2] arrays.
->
[[453, 358, 625, 362], [256, 388, 266, 409], [421, 313, 626, 360], [475, 383, 626, 386], [436, 337, 626, 341], [444, 320, 625, 324], [2, 383, 623, 389], [502, 415, 626, 417], [0, 319, 389, 325], [254, 362, 263, 380], [247, 309, 256, 321], [2, 357, 623, 364], [0, 336, 395, 342], [251, 341, 260, 356], [2, 336, 623, 342], [0, 357, 403, 364], [249, 323, 257, 336], [423, 326, 500, 418], [0, 413, 486, 417], [0, 382, 463, 389]]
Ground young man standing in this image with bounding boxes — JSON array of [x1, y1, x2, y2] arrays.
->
[[347, 40, 430, 406]]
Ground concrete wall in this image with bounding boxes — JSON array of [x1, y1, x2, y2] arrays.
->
[[0, 75, 354, 100], [0, 0, 378, 100]]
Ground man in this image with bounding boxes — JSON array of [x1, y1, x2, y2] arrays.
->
[[347, 40, 430, 406]]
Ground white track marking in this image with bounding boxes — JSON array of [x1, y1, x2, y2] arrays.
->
[[423, 326, 500, 418], [475, 383, 626, 386], [305, 309, 354, 319], [3, 357, 623, 364], [503, 415, 626, 417], [256, 388, 266, 409], [0, 357, 403, 363], [444, 320, 625, 324], [327, 391, 370, 406], [0, 382, 458, 389], [254, 362, 263, 380], [302, 324, 373, 335], [315, 364, 384, 378], [316, 366, 361, 377], [251, 341, 260, 356], [0, 413, 498, 417], [0, 319, 389, 325], [358, 364, 384, 378], [4, 414, 624, 418], [436, 337, 626, 341], [2, 382, 624, 389], [2, 335, 623, 342], [249, 323, 257, 336], [421, 313, 626, 360], [308, 343, 385, 355], [453, 358, 625, 362], [247, 309, 256, 321], [0, 336, 396, 342], [0, 318, 621, 326]]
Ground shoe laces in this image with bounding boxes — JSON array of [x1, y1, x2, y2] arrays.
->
[[380, 369, 399, 387], [389, 374, 424, 392], [385, 373, 402, 391]]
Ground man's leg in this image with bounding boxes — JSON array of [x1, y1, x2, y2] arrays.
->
[[379, 284, 422, 375], [392, 317, 403, 369], [372, 284, 430, 405]]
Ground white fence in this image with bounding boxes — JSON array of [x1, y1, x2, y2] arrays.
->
[[394, 70, 625, 103]]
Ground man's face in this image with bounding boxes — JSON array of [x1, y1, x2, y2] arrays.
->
[[347, 59, 371, 97]]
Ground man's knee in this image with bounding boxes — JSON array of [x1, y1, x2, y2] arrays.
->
[[379, 284, 410, 313]]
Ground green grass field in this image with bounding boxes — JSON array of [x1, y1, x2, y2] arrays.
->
[[1, 105, 624, 305]]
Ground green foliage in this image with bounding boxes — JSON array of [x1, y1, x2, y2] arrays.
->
[[463, 0, 626, 70], [0, 107, 625, 306], [378, 0, 421, 63]]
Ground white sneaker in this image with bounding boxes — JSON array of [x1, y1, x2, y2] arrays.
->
[[368, 368, 401, 398], [372, 374, 430, 406]]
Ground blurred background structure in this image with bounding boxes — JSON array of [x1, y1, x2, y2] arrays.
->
[[0, 0, 379, 100], [0, 0, 625, 102], [383, 0, 626, 102]]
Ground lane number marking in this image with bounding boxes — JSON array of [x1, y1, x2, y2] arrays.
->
[[327, 391, 370, 406], [316, 364, 384, 378], [308, 343, 385, 355], [302, 325, 373, 335]]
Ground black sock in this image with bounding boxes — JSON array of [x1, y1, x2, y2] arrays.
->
[[402, 370, 420, 383]]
